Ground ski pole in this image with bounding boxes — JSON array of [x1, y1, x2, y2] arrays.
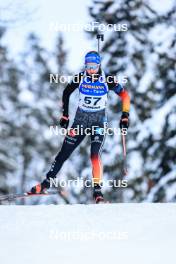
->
[[121, 128, 128, 176], [96, 34, 104, 53]]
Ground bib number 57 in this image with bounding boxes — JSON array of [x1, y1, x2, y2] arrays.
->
[[84, 96, 101, 105]]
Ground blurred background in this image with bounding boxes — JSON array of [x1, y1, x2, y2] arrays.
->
[[0, 0, 175, 204]]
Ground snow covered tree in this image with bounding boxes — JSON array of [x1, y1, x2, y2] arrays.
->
[[15, 33, 70, 203], [0, 31, 72, 204], [87, 0, 176, 202], [55, 34, 68, 75], [0, 27, 23, 197]]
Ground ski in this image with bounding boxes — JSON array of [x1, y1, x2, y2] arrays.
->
[[0, 191, 60, 202], [0, 192, 110, 204]]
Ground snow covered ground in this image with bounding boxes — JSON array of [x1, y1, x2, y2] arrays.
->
[[0, 203, 176, 264]]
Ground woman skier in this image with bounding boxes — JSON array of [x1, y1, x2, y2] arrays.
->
[[28, 51, 130, 203]]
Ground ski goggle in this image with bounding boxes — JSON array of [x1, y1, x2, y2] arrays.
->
[[85, 63, 100, 70]]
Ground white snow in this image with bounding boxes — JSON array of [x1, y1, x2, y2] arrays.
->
[[0, 204, 176, 264]]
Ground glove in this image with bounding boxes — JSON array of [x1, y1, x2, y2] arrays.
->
[[59, 115, 69, 129], [120, 112, 129, 129]]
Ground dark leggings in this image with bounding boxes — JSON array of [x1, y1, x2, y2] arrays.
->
[[46, 108, 107, 184]]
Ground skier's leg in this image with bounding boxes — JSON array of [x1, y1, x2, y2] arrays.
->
[[90, 128, 106, 203], [46, 128, 85, 179], [90, 130, 105, 185], [30, 124, 86, 193]]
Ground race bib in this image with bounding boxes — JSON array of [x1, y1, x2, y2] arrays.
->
[[78, 72, 108, 112]]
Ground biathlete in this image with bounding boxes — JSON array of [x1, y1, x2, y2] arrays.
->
[[28, 51, 130, 203]]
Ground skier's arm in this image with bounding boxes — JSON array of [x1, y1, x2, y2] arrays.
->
[[60, 73, 82, 129], [118, 89, 130, 113], [62, 83, 77, 117], [118, 89, 130, 129], [62, 73, 82, 116], [107, 76, 130, 113], [107, 75, 130, 128]]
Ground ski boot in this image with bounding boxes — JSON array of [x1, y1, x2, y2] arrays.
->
[[93, 184, 105, 204], [28, 178, 51, 194]]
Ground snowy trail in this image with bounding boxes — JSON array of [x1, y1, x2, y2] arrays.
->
[[0, 203, 176, 264]]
